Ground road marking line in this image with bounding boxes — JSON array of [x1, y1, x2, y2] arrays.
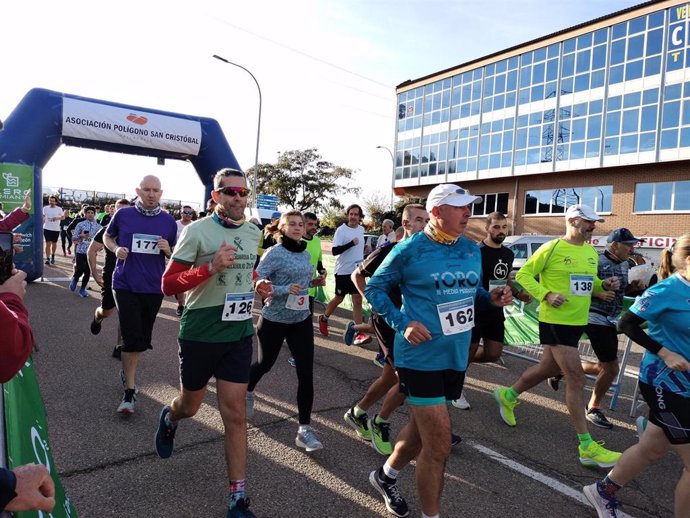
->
[[470, 442, 636, 518]]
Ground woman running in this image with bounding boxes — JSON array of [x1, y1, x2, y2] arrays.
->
[[246, 210, 323, 452], [583, 233, 690, 518]]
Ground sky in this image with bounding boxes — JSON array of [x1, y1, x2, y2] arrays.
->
[[2, 0, 642, 210]]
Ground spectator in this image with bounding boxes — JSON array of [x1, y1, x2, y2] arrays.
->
[[0, 269, 56, 514]]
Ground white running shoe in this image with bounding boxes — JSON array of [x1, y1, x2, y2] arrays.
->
[[451, 391, 471, 410]]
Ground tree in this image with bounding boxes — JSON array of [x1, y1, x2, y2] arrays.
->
[[362, 191, 390, 230], [248, 149, 360, 213]]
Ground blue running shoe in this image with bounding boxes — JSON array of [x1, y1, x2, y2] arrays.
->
[[154, 406, 177, 458], [343, 321, 356, 346], [79, 288, 89, 298], [226, 498, 256, 518], [69, 277, 77, 292]]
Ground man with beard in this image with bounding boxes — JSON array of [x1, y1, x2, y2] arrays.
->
[[451, 212, 532, 410], [157, 168, 270, 518], [494, 204, 623, 468]]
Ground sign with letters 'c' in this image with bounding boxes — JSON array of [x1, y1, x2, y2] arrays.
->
[[3, 359, 78, 518]]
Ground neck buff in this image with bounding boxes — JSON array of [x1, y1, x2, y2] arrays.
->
[[135, 200, 162, 217], [279, 234, 308, 253], [213, 206, 246, 229], [424, 221, 459, 245]]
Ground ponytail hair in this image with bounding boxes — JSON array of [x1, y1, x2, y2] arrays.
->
[[658, 233, 690, 280]]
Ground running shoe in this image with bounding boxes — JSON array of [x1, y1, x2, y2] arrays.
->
[[368, 415, 392, 455], [547, 374, 563, 391], [369, 469, 409, 517], [295, 426, 324, 452], [451, 433, 462, 446], [586, 407, 613, 429], [117, 389, 136, 414], [343, 406, 371, 440], [226, 498, 256, 518], [79, 288, 89, 298], [175, 305, 184, 317], [119, 369, 138, 394], [45, 259, 50, 266], [451, 391, 471, 410], [287, 356, 297, 367], [636, 416, 648, 438], [493, 387, 518, 427], [112, 345, 122, 359], [69, 277, 77, 292], [354, 333, 372, 345], [246, 392, 255, 420], [50, 257, 56, 265], [154, 405, 177, 459], [343, 321, 356, 346], [578, 441, 622, 468], [583, 482, 621, 518], [90, 316, 103, 335], [318, 315, 329, 337], [372, 353, 385, 368]]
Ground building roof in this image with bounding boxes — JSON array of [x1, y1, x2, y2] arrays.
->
[[396, 0, 657, 90]]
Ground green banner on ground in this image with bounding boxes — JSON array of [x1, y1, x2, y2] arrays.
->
[[315, 255, 371, 316], [3, 358, 77, 518]]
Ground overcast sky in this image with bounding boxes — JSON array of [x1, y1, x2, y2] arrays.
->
[[2, 0, 641, 208]]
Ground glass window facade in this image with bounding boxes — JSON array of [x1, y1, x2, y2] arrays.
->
[[395, 4, 690, 202], [472, 192, 509, 216], [525, 185, 613, 214], [634, 180, 690, 211]]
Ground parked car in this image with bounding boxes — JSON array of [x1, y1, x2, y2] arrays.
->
[[504, 235, 658, 290]]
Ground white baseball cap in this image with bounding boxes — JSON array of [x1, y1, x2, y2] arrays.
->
[[425, 184, 481, 212], [565, 204, 604, 222]]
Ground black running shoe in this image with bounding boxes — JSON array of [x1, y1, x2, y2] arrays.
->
[[451, 433, 462, 446], [369, 468, 409, 517], [176, 305, 184, 317], [90, 316, 103, 335], [226, 498, 256, 518], [547, 374, 563, 391], [586, 407, 614, 429], [112, 346, 122, 359]]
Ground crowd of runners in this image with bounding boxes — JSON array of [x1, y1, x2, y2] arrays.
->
[[1, 170, 688, 518]]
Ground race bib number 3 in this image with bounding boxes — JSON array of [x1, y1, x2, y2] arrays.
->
[[222, 292, 254, 321], [286, 291, 308, 311], [569, 274, 594, 296], [437, 297, 475, 336], [131, 233, 159, 254]]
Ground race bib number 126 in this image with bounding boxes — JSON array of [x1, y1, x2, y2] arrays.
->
[[222, 292, 254, 321]]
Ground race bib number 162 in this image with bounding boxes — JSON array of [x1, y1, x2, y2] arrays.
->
[[437, 297, 475, 336]]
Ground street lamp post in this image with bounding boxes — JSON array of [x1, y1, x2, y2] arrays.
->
[[212, 54, 262, 208], [376, 145, 395, 210]]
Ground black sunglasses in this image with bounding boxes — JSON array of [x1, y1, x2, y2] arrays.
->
[[215, 186, 251, 197]]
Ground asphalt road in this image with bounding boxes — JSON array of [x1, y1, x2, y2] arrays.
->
[[24, 254, 677, 518]]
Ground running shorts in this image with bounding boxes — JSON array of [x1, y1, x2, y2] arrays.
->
[[539, 322, 586, 348], [179, 335, 253, 390], [397, 367, 465, 406], [639, 381, 690, 444]]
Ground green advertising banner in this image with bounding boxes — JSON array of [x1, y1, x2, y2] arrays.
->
[[3, 359, 77, 518], [0, 163, 35, 265], [315, 255, 371, 316]]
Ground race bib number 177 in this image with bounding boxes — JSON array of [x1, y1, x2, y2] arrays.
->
[[131, 233, 159, 254]]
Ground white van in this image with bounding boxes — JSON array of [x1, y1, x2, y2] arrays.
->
[[504, 234, 661, 290]]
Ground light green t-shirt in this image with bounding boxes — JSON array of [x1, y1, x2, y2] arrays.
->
[[172, 217, 261, 342], [303, 235, 322, 297], [515, 238, 604, 326]]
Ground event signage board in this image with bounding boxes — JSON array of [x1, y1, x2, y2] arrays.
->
[[62, 98, 202, 156]]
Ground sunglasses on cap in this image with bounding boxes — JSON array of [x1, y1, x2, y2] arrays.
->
[[182, 210, 194, 215], [215, 186, 251, 197]]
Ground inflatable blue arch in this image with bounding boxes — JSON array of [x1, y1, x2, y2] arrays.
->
[[0, 88, 242, 281]]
